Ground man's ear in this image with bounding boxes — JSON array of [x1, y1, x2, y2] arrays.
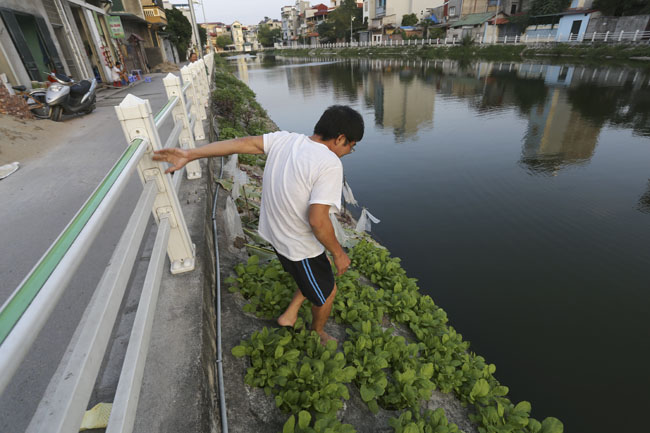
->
[[335, 134, 347, 146]]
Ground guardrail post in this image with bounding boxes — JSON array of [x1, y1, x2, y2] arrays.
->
[[181, 65, 206, 141], [633, 30, 639, 42], [604, 31, 609, 42], [163, 73, 202, 180], [115, 94, 196, 274], [619, 30, 624, 42], [194, 59, 210, 108]]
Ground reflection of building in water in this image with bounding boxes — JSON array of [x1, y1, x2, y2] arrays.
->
[[236, 57, 249, 84], [521, 87, 601, 174], [363, 69, 435, 141]]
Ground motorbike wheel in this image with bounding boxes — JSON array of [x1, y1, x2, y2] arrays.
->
[[29, 92, 50, 119], [51, 106, 63, 122], [85, 96, 96, 114]]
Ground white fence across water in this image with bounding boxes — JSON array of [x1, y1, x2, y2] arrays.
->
[[0, 52, 214, 433], [277, 30, 650, 49]]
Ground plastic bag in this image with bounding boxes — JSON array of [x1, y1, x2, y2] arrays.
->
[[0, 161, 19, 180], [231, 169, 249, 200], [224, 195, 245, 252], [342, 179, 358, 206], [330, 212, 348, 246], [222, 154, 238, 180], [355, 208, 380, 233]]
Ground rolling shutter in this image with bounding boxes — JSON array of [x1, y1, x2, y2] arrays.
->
[[0, 8, 41, 80]]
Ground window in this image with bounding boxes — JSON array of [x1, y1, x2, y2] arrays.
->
[[449, 6, 456, 16], [511, 4, 518, 14], [488, 0, 498, 5]]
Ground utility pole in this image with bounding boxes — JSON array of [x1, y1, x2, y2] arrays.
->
[[188, 0, 203, 56]]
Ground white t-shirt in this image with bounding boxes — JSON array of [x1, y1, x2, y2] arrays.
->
[[111, 66, 122, 82], [259, 131, 343, 261]]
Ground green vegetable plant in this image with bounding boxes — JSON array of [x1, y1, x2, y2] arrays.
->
[[281, 410, 356, 433], [232, 326, 356, 416], [388, 407, 461, 433]]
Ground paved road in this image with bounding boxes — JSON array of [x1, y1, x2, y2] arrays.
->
[[0, 74, 177, 432]]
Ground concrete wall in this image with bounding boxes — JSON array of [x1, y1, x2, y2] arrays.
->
[[585, 15, 650, 35]]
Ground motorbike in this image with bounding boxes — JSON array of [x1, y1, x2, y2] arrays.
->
[[45, 72, 97, 121]]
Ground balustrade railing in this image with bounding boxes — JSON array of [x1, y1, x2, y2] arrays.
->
[[0, 52, 215, 433]]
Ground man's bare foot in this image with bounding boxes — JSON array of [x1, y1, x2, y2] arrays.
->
[[277, 313, 296, 328], [316, 330, 338, 346]]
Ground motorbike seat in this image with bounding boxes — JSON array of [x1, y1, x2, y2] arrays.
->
[[70, 80, 91, 95], [12, 85, 26, 92]]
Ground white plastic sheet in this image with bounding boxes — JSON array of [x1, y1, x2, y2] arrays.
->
[[330, 212, 348, 246], [342, 179, 358, 206], [0, 162, 19, 180], [224, 195, 245, 252], [355, 208, 381, 233], [231, 169, 249, 200], [222, 154, 238, 180]]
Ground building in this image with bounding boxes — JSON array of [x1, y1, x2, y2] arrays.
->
[[259, 16, 282, 30], [0, 0, 138, 88], [524, 0, 598, 42], [364, 0, 444, 43], [230, 21, 244, 51], [243, 24, 262, 51], [281, 5, 298, 44], [201, 22, 227, 50]]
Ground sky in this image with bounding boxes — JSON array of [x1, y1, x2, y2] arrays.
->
[[177, 0, 298, 26]]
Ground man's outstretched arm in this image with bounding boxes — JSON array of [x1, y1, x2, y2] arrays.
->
[[152, 135, 264, 174], [309, 204, 350, 276]]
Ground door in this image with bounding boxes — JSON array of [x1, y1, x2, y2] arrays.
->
[[570, 20, 582, 39]]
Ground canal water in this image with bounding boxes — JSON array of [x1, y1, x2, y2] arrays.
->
[[231, 55, 650, 433]]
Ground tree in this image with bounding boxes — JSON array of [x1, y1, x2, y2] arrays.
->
[[199, 26, 207, 47], [317, 0, 363, 42], [257, 24, 282, 47], [529, 0, 571, 16], [401, 13, 418, 27], [593, 0, 650, 16], [165, 8, 192, 60], [216, 35, 233, 49]]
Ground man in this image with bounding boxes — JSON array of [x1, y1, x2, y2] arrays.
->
[[111, 62, 127, 85], [189, 52, 198, 63], [153, 105, 363, 345]]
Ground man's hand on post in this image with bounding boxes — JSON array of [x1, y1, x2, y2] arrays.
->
[[153, 148, 191, 174]]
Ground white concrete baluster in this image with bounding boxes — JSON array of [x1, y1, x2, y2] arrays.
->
[[162, 73, 201, 180], [115, 95, 196, 274], [181, 65, 206, 140]]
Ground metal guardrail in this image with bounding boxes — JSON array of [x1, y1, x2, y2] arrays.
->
[[277, 29, 650, 49], [0, 52, 215, 433]]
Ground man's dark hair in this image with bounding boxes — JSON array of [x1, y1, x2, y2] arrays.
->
[[115, 61, 121, 66], [313, 105, 364, 142]]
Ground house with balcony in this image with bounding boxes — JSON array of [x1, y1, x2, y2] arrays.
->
[[230, 21, 244, 51], [140, 0, 170, 65], [281, 5, 298, 44]]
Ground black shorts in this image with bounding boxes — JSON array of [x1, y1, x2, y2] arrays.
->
[[275, 250, 334, 307]]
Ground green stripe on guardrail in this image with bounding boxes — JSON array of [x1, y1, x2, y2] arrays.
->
[[154, 96, 178, 124], [0, 139, 144, 345]]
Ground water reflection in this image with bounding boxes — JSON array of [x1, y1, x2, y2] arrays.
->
[[234, 56, 650, 174]]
